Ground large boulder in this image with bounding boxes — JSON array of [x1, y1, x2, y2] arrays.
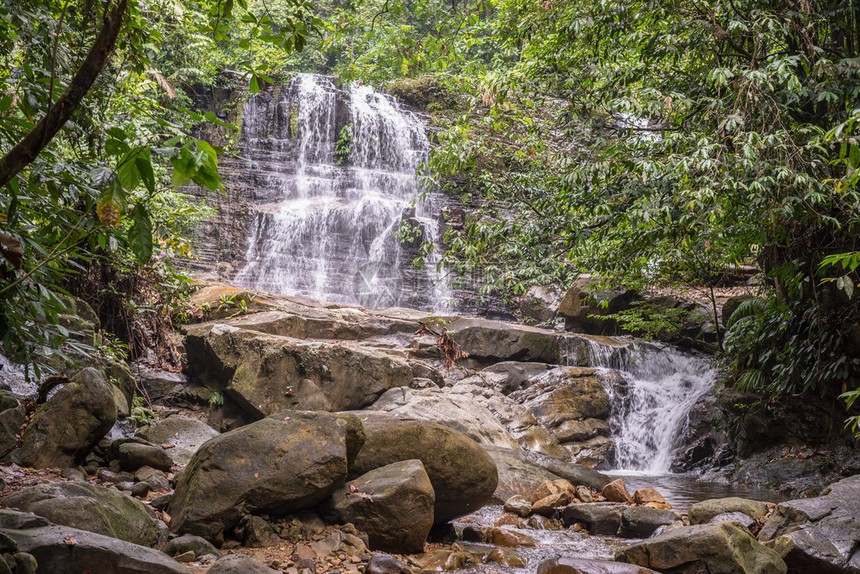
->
[[322, 459, 435, 553], [136, 415, 220, 465], [184, 323, 414, 417], [520, 286, 560, 324], [486, 447, 570, 502], [522, 450, 612, 491], [438, 317, 563, 363], [349, 412, 497, 524], [207, 554, 281, 573], [688, 497, 770, 525], [616, 521, 787, 574], [4, 482, 167, 548], [162, 534, 221, 560], [757, 474, 860, 573], [186, 284, 422, 336], [168, 410, 364, 542], [538, 556, 658, 574], [0, 510, 190, 574], [134, 364, 190, 401], [14, 368, 117, 469], [558, 277, 639, 335], [509, 367, 619, 466], [220, 308, 421, 341], [561, 503, 677, 538], [486, 447, 612, 503], [116, 442, 174, 472], [0, 390, 26, 461], [368, 386, 522, 450]]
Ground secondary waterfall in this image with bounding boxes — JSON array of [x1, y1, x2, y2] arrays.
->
[[234, 74, 450, 310], [581, 339, 717, 473]]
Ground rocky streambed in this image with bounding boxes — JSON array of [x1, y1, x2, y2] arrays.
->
[[0, 283, 858, 573]]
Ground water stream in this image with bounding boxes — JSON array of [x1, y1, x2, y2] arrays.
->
[[234, 74, 451, 310], [584, 340, 717, 473]]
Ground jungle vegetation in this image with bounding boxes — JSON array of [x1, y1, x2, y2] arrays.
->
[[1, 0, 858, 428]]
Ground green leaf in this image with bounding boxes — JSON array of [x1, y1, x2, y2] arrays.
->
[[105, 138, 130, 156], [117, 151, 142, 191], [96, 179, 127, 227], [128, 203, 153, 263], [106, 127, 127, 141], [250, 75, 260, 94], [135, 151, 155, 194]]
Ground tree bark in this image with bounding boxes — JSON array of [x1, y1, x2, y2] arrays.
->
[[0, 0, 128, 189]]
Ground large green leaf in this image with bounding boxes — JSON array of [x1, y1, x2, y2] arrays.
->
[[96, 180, 127, 227], [128, 203, 153, 263]]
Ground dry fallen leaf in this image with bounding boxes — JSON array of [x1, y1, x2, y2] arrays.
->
[[64, 534, 77, 546]]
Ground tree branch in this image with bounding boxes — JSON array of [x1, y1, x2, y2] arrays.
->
[[0, 0, 128, 189]]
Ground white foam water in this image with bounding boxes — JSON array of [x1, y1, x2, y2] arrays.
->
[[234, 74, 451, 310], [581, 339, 717, 473]]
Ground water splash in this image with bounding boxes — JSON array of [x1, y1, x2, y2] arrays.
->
[[581, 338, 717, 473], [234, 74, 451, 310], [0, 353, 38, 397]]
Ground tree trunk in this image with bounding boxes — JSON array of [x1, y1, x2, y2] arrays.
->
[[0, 0, 128, 189]]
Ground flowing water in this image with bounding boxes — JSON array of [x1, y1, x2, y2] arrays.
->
[[234, 74, 451, 310], [0, 353, 37, 397], [582, 340, 718, 473]]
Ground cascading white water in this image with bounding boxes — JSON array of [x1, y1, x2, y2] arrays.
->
[[234, 74, 451, 310], [0, 353, 37, 396], [580, 339, 717, 473]]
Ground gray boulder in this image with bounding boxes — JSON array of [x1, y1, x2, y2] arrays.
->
[[487, 447, 569, 502], [162, 534, 221, 560], [520, 286, 560, 324], [323, 459, 435, 553], [440, 317, 562, 363], [168, 410, 364, 543], [562, 503, 624, 535], [558, 277, 639, 335], [207, 554, 280, 573], [184, 323, 414, 417], [15, 368, 117, 468], [116, 442, 174, 472], [368, 385, 522, 450], [136, 415, 220, 465], [4, 482, 168, 548], [1, 510, 190, 574], [486, 447, 611, 502], [538, 556, 658, 573], [616, 521, 786, 574], [134, 364, 189, 401], [688, 497, 770, 525], [348, 412, 497, 524], [758, 474, 860, 574], [561, 503, 676, 538], [0, 391, 26, 461]]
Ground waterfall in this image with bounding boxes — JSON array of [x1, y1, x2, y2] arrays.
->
[[581, 339, 716, 473], [0, 353, 37, 397], [234, 74, 451, 310]]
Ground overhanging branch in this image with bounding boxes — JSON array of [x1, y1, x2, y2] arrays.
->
[[0, 0, 128, 188]]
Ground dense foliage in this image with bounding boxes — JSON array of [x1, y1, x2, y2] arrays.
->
[[2, 0, 858, 430], [338, 1, 860, 422], [0, 0, 318, 372]]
